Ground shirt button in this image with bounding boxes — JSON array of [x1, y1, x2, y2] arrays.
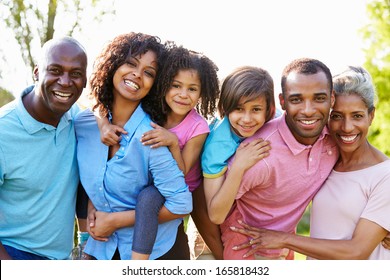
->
[[328, 150, 333, 156], [99, 187, 103, 191]]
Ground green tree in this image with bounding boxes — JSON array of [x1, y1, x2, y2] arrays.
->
[[0, 87, 15, 107], [0, 0, 115, 73], [361, 0, 390, 155]]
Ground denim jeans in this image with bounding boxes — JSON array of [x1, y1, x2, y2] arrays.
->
[[3, 245, 49, 260]]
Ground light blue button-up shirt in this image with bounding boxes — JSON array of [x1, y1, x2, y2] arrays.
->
[[75, 105, 192, 260]]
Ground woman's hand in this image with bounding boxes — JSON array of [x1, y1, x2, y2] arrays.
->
[[90, 211, 117, 238], [381, 233, 390, 250], [87, 200, 108, 242], [230, 220, 286, 258]]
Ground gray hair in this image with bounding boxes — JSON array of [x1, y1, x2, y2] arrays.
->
[[333, 66, 377, 113]]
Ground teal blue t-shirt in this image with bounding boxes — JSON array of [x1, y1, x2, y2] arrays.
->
[[0, 86, 80, 259], [201, 117, 244, 178]]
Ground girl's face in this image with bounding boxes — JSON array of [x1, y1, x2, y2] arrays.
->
[[112, 50, 158, 105], [165, 69, 201, 118], [329, 93, 374, 154], [228, 95, 267, 138]]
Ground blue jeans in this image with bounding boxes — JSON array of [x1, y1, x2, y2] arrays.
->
[[132, 185, 165, 255], [3, 245, 50, 260]]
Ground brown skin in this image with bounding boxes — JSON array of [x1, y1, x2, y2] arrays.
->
[[86, 51, 190, 260], [0, 38, 87, 260], [231, 94, 389, 259], [24, 40, 87, 127], [190, 184, 224, 259], [279, 71, 334, 145], [0, 244, 12, 260]]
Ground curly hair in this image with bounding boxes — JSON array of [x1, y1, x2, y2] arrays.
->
[[90, 32, 167, 117], [218, 66, 276, 122], [145, 43, 220, 125]]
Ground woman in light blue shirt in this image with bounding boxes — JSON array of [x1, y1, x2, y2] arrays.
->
[[75, 32, 192, 260]]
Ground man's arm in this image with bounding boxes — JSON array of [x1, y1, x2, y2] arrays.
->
[[0, 243, 12, 260], [191, 184, 224, 259]]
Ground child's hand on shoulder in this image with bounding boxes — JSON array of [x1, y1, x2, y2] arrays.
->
[[101, 123, 127, 146], [141, 122, 179, 149], [233, 138, 271, 171]]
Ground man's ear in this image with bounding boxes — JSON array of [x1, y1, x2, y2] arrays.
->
[[279, 93, 286, 110], [33, 65, 39, 82]]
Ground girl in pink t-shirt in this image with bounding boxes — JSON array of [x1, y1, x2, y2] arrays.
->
[[138, 44, 221, 259]]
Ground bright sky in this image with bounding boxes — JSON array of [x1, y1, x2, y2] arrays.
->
[[0, 0, 369, 97]]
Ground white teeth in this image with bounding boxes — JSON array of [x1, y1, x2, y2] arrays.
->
[[124, 80, 139, 90], [340, 135, 358, 142], [54, 91, 72, 101], [301, 120, 316, 125], [238, 124, 255, 130]]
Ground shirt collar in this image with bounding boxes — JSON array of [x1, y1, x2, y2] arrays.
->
[[16, 86, 72, 135], [220, 117, 244, 144], [278, 113, 330, 155], [117, 104, 148, 146]]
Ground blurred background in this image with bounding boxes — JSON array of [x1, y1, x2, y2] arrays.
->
[[1, 0, 389, 259]]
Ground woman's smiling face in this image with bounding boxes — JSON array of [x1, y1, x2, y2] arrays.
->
[[112, 50, 158, 105], [329, 93, 374, 153]]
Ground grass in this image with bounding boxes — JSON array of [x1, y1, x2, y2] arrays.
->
[[294, 204, 311, 260]]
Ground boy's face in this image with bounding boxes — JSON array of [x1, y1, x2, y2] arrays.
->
[[228, 95, 267, 138]]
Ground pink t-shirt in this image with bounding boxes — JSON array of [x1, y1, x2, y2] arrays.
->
[[220, 114, 338, 259], [310, 160, 390, 260], [169, 109, 209, 192]]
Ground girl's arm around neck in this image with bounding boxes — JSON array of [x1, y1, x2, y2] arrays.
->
[[204, 138, 271, 225]]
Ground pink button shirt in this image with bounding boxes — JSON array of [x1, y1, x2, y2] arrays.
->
[[221, 114, 338, 259]]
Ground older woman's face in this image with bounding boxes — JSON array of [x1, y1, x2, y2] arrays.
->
[[329, 94, 374, 153]]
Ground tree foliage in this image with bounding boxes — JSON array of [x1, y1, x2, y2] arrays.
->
[[361, 0, 390, 155], [0, 0, 115, 73], [0, 87, 15, 107]]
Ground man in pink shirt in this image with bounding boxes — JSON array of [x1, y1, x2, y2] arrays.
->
[[220, 58, 338, 260]]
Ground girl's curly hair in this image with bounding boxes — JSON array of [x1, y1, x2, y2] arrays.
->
[[90, 32, 167, 117], [143, 43, 220, 125]]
